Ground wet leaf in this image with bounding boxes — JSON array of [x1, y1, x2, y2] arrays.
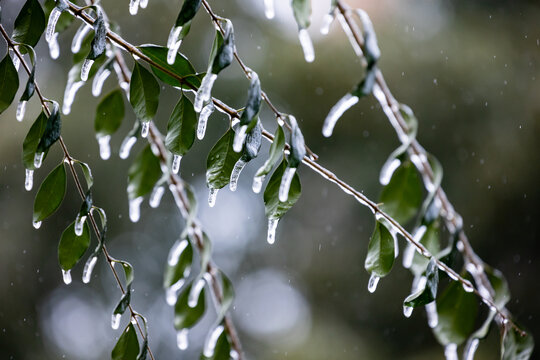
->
[[163, 239, 193, 288], [501, 325, 534, 360], [22, 112, 47, 169], [364, 220, 395, 277], [255, 126, 285, 178], [36, 102, 61, 154], [111, 324, 139, 360], [58, 221, 90, 270], [129, 62, 160, 124], [33, 162, 66, 222], [165, 94, 197, 156], [12, 0, 46, 48], [87, 10, 106, 60], [292, 0, 311, 29], [264, 160, 301, 219], [174, 283, 206, 329], [404, 258, 438, 307], [174, 0, 202, 27], [206, 129, 242, 189], [127, 145, 162, 199], [0, 54, 19, 115], [95, 89, 124, 137]]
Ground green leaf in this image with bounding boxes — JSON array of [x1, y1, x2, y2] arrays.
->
[[114, 292, 131, 316], [404, 258, 438, 307], [501, 326, 534, 360], [485, 266, 510, 309], [292, 0, 311, 29], [0, 54, 19, 115], [163, 239, 193, 288], [22, 112, 48, 170], [264, 160, 302, 219], [288, 116, 306, 168], [174, 0, 202, 27], [87, 10, 106, 60], [165, 94, 197, 156], [119, 261, 135, 288], [79, 189, 93, 216], [95, 89, 125, 137], [209, 22, 234, 75], [129, 62, 160, 124], [239, 73, 261, 126], [138, 45, 201, 89], [111, 324, 140, 360], [33, 162, 66, 222], [127, 145, 162, 199], [174, 283, 206, 329], [36, 102, 61, 154], [364, 220, 395, 277], [433, 279, 478, 346], [379, 160, 423, 224], [255, 126, 285, 178], [410, 221, 441, 276], [73, 159, 94, 189], [58, 221, 91, 271], [20, 66, 35, 102], [206, 129, 242, 190], [12, 0, 46, 48]]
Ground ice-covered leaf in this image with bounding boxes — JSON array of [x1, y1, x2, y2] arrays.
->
[[242, 120, 262, 161], [255, 126, 285, 178], [129, 62, 160, 123], [288, 116, 306, 168], [0, 54, 19, 115], [95, 89, 124, 137], [206, 129, 242, 190], [239, 72, 261, 126], [165, 94, 197, 156], [87, 10, 106, 60], [201, 329, 231, 360], [209, 22, 234, 75], [33, 162, 66, 222], [36, 102, 61, 154], [501, 326, 534, 360], [12, 0, 46, 48], [22, 112, 47, 170], [163, 239, 193, 288], [73, 159, 94, 189], [111, 324, 140, 360], [113, 292, 131, 317], [174, 283, 206, 329], [58, 221, 90, 271], [404, 259, 438, 307], [127, 145, 162, 199], [20, 66, 36, 102], [364, 220, 395, 277], [291, 0, 311, 29], [264, 160, 301, 219], [44, 0, 73, 33]]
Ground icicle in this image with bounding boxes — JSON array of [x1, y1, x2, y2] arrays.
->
[[298, 28, 315, 63], [149, 186, 165, 208], [171, 154, 182, 174], [119, 136, 137, 159], [62, 269, 72, 285], [444, 343, 458, 360], [320, 13, 334, 35], [92, 67, 111, 97], [322, 93, 359, 137], [278, 167, 296, 202], [48, 32, 60, 59], [403, 305, 413, 318], [139, 0, 148, 9], [203, 325, 225, 357], [194, 73, 218, 113], [80, 59, 94, 82], [25, 169, 34, 191], [82, 256, 97, 283], [252, 174, 264, 194], [462, 281, 474, 293], [264, 0, 275, 19], [46, 8, 62, 43], [111, 313, 121, 330], [229, 159, 247, 192], [167, 239, 189, 266], [167, 26, 183, 65], [140, 121, 150, 138], [230, 350, 240, 360], [129, 196, 144, 223], [129, 0, 140, 15], [367, 274, 380, 293], [62, 81, 85, 115], [463, 338, 479, 360], [336, 14, 363, 56], [176, 328, 189, 350], [188, 278, 206, 308], [379, 158, 401, 185], [402, 244, 415, 269], [16, 101, 27, 122], [32, 220, 42, 229], [197, 103, 214, 140], [34, 152, 44, 169], [233, 125, 248, 152], [74, 214, 87, 236], [71, 24, 92, 53], [426, 301, 439, 328], [267, 218, 279, 244], [97, 135, 111, 160], [208, 188, 218, 207], [166, 280, 185, 306]]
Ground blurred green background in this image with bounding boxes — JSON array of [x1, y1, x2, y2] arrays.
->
[[0, 0, 538, 359]]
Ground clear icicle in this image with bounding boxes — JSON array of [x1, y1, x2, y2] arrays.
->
[[32, 220, 42, 229], [71, 24, 92, 53], [80, 59, 94, 82], [464, 338, 480, 360], [46, 8, 61, 43], [379, 158, 401, 185], [188, 278, 206, 308], [62, 81, 85, 115], [278, 167, 296, 202], [74, 214, 87, 236], [444, 344, 458, 360], [34, 152, 44, 169], [16, 101, 27, 122], [97, 135, 111, 160], [203, 325, 225, 357], [129, 196, 144, 223], [167, 26, 183, 65], [176, 329, 189, 350], [92, 67, 111, 97], [139, 0, 148, 9], [367, 274, 380, 293], [167, 239, 189, 266], [82, 256, 97, 283], [208, 188, 219, 207], [166, 280, 185, 306], [62, 269, 72, 285], [129, 0, 140, 15], [233, 125, 248, 153], [267, 218, 279, 244], [141, 122, 150, 138], [171, 154, 182, 174], [48, 33, 60, 59], [298, 28, 315, 63], [426, 301, 439, 328], [322, 93, 359, 137], [252, 174, 264, 194], [111, 313, 121, 330], [194, 73, 218, 112], [336, 13, 363, 56], [229, 159, 247, 192], [149, 186, 165, 208], [320, 13, 334, 35], [119, 136, 137, 159], [25, 169, 34, 191], [197, 103, 214, 140], [403, 305, 413, 318], [264, 0, 275, 19]]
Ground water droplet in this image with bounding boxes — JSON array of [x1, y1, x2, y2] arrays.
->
[[32, 220, 42, 229], [208, 188, 219, 207], [197, 103, 214, 140], [229, 159, 247, 192], [379, 158, 401, 185], [298, 28, 315, 63], [322, 93, 359, 137], [129, 196, 144, 223], [34, 152, 44, 169], [111, 313, 121, 330], [74, 214, 87, 236], [92, 67, 111, 97], [25, 169, 34, 191], [71, 24, 92, 54], [62, 269, 72, 285], [444, 343, 458, 360], [82, 256, 97, 283], [403, 305, 413, 318], [129, 0, 140, 15], [45, 8, 62, 43], [252, 174, 264, 193], [267, 218, 279, 244], [141, 122, 150, 138], [168, 239, 189, 266], [278, 167, 296, 202], [80, 59, 94, 82], [426, 301, 438, 328], [149, 186, 165, 208], [119, 136, 137, 159], [203, 325, 225, 357], [176, 328, 189, 350], [367, 274, 380, 293], [171, 154, 182, 174], [194, 73, 218, 113], [97, 135, 111, 160], [16, 101, 26, 122], [188, 278, 206, 308], [167, 26, 183, 65], [320, 13, 334, 35]]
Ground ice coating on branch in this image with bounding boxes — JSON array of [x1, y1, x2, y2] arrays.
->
[[33, 220, 42, 229], [34, 152, 44, 169], [92, 67, 111, 97], [322, 93, 359, 137], [139, 0, 148, 9], [171, 154, 182, 174], [208, 188, 218, 207], [380, 158, 401, 185], [194, 73, 218, 112], [149, 186, 165, 208], [267, 218, 279, 245], [252, 174, 264, 194], [82, 256, 97, 283], [426, 301, 438, 328], [129, 0, 140, 15], [264, 0, 275, 19], [444, 343, 458, 360], [336, 14, 363, 56], [403, 226, 426, 268], [233, 125, 248, 153], [46, 8, 61, 43], [320, 13, 334, 35], [25, 169, 34, 191], [176, 328, 189, 350], [403, 305, 413, 318], [167, 26, 183, 65], [464, 338, 480, 360], [166, 280, 185, 306], [71, 24, 92, 54], [119, 136, 137, 159], [74, 214, 87, 236], [48, 32, 60, 59], [129, 196, 144, 222], [140, 121, 150, 138], [111, 313, 121, 330], [62, 269, 72, 285], [188, 278, 205, 308], [372, 84, 409, 143], [97, 135, 111, 160], [229, 158, 247, 192], [203, 325, 225, 357], [167, 239, 189, 266], [367, 274, 380, 293], [278, 167, 296, 202], [80, 59, 94, 82], [462, 281, 474, 293], [16, 101, 26, 122], [62, 81, 84, 115], [298, 29, 315, 63]]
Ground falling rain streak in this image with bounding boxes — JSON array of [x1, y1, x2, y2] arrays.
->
[[278, 167, 296, 202], [298, 29, 315, 63], [82, 256, 97, 283], [25, 169, 34, 191], [267, 218, 279, 244], [229, 159, 247, 192]]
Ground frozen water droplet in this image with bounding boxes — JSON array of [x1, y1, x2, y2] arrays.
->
[[129, 0, 140, 15], [25, 169, 34, 191], [320, 13, 334, 35], [129, 196, 143, 223], [252, 174, 264, 194], [119, 136, 137, 159], [62, 81, 85, 115], [168, 239, 189, 266], [16, 101, 26, 122], [322, 93, 359, 137], [46, 8, 61, 43], [380, 158, 401, 185], [278, 167, 297, 202], [197, 103, 214, 140], [140, 122, 150, 138], [171, 154, 182, 174], [403, 305, 413, 318], [194, 73, 217, 113], [233, 125, 248, 153], [368, 274, 380, 293], [97, 135, 111, 160], [203, 325, 225, 357], [166, 280, 185, 306], [74, 214, 87, 236], [92, 67, 111, 97], [48, 32, 60, 59], [188, 278, 205, 308], [462, 281, 474, 293], [208, 188, 219, 207], [139, 0, 148, 9], [298, 28, 315, 63], [464, 338, 479, 360], [264, 0, 275, 19], [111, 313, 121, 330], [176, 328, 189, 350], [82, 255, 97, 283], [444, 343, 458, 360], [229, 159, 247, 192], [34, 152, 44, 169], [149, 186, 165, 208], [71, 24, 92, 54], [267, 218, 279, 244], [62, 269, 72, 285], [80, 59, 94, 82], [426, 301, 439, 328], [167, 26, 183, 65], [33, 220, 42, 229]]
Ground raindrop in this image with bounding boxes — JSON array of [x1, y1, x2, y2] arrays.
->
[[32, 220, 42, 229], [129, 0, 140, 15], [188, 278, 205, 308], [25, 169, 34, 191], [278, 167, 296, 202], [367, 274, 380, 293], [264, 0, 275, 19], [62, 269, 72, 285], [233, 125, 248, 153], [82, 256, 97, 284], [267, 218, 279, 244], [298, 28, 315, 63], [320, 14, 334, 35], [97, 135, 111, 160], [166, 280, 185, 306], [171, 154, 182, 174], [444, 343, 458, 360], [74, 214, 87, 236], [462, 281, 474, 293], [139, 0, 148, 9], [426, 301, 439, 328], [16, 101, 26, 122], [252, 174, 264, 194], [48, 33, 60, 59], [403, 305, 413, 318]]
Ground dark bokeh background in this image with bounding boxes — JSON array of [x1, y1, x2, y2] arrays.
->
[[0, 0, 538, 359]]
